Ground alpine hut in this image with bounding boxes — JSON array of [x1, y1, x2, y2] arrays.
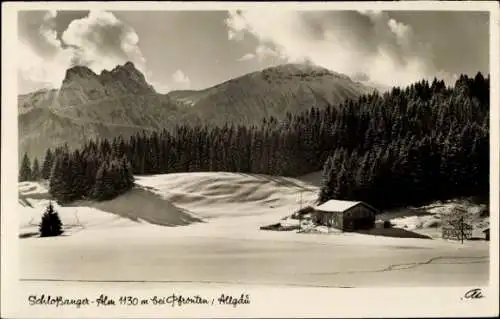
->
[[312, 200, 379, 232]]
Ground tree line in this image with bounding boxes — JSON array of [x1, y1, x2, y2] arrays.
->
[[20, 145, 135, 203], [318, 74, 489, 208], [20, 73, 489, 209]]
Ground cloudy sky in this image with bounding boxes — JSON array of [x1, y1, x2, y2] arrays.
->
[[17, 10, 489, 94]]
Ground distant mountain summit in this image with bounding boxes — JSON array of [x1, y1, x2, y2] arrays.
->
[[57, 62, 155, 107], [261, 63, 352, 80], [165, 63, 373, 125], [19, 62, 374, 159]]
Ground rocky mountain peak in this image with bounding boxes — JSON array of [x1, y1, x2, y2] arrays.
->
[[62, 65, 98, 85], [57, 62, 155, 106], [123, 61, 137, 71]]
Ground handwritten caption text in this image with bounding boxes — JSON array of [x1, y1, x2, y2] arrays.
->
[[28, 293, 250, 308]]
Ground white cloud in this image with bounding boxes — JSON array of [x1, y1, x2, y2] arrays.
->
[[17, 10, 72, 91], [225, 10, 304, 63], [44, 10, 58, 20], [18, 10, 168, 93], [237, 53, 256, 62], [17, 39, 73, 91], [237, 44, 285, 63], [39, 10, 60, 48], [255, 44, 284, 61], [171, 69, 191, 89], [226, 10, 249, 41], [61, 11, 147, 75], [225, 10, 454, 87], [388, 18, 411, 42], [18, 40, 49, 86]]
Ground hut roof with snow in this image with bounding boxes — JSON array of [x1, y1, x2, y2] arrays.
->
[[315, 199, 378, 214]]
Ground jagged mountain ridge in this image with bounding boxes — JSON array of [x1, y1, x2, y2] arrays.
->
[[19, 62, 374, 159]]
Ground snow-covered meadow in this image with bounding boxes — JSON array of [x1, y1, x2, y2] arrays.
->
[[18, 172, 490, 289]]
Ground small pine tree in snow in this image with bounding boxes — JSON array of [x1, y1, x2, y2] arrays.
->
[[39, 202, 63, 237]]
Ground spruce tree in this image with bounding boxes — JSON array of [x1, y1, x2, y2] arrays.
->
[[49, 155, 63, 201], [19, 152, 32, 182], [68, 150, 86, 201], [120, 155, 135, 190], [56, 151, 74, 203], [39, 201, 63, 237], [42, 148, 54, 180], [92, 162, 117, 201], [318, 156, 334, 204], [32, 158, 41, 181]]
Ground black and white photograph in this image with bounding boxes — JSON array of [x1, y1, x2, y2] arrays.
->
[[1, 1, 499, 318]]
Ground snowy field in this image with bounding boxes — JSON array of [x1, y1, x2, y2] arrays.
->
[[18, 172, 490, 291]]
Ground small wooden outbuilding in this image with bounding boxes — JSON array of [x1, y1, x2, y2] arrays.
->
[[312, 200, 379, 232], [483, 228, 490, 241]]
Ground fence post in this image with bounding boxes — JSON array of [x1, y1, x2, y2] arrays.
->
[[460, 216, 464, 245]]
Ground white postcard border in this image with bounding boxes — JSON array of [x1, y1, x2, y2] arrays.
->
[[2, 2, 499, 318]]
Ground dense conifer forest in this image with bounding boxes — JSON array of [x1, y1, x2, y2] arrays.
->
[[19, 73, 489, 209]]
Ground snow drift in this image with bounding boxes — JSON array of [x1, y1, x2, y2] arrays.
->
[[135, 172, 319, 221]]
